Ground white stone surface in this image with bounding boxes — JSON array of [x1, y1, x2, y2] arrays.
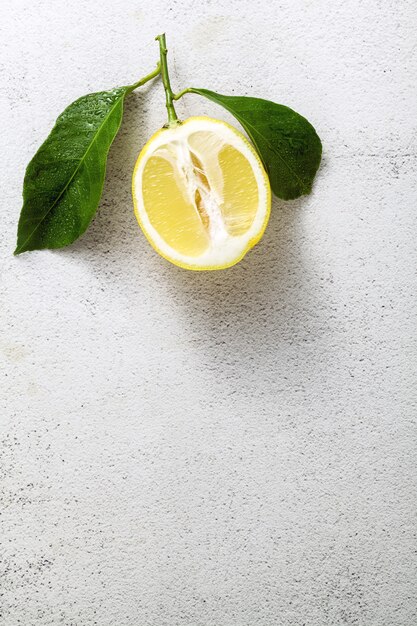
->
[[1, 0, 416, 624]]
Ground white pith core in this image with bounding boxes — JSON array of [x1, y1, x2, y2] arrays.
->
[[161, 138, 230, 243], [133, 118, 270, 268]]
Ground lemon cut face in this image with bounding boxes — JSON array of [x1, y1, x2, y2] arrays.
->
[[132, 117, 271, 270]]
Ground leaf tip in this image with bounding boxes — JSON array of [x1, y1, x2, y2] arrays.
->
[[14, 238, 27, 255]]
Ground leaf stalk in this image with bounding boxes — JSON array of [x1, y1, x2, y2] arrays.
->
[[172, 87, 193, 100], [129, 63, 161, 93]]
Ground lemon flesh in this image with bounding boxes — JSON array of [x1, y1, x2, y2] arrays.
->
[[132, 117, 271, 270]]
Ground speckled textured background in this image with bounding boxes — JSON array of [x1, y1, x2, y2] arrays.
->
[[1, 1, 417, 624]]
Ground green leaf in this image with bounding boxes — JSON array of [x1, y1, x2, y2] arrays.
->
[[189, 89, 322, 200], [15, 86, 132, 254]]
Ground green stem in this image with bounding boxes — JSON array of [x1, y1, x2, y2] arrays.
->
[[155, 33, 179, 125], [128, 63, 161, 93]]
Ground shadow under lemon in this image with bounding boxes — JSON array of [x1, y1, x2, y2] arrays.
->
[[165, 195, 322, 350]]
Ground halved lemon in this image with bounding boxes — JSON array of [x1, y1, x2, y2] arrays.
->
[[132, 116, 271, 270]]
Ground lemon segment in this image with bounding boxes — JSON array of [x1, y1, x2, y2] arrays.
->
[[219, 144, 259, 236], [142, 155, 209, 257], [132, 117, 271, 270]]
